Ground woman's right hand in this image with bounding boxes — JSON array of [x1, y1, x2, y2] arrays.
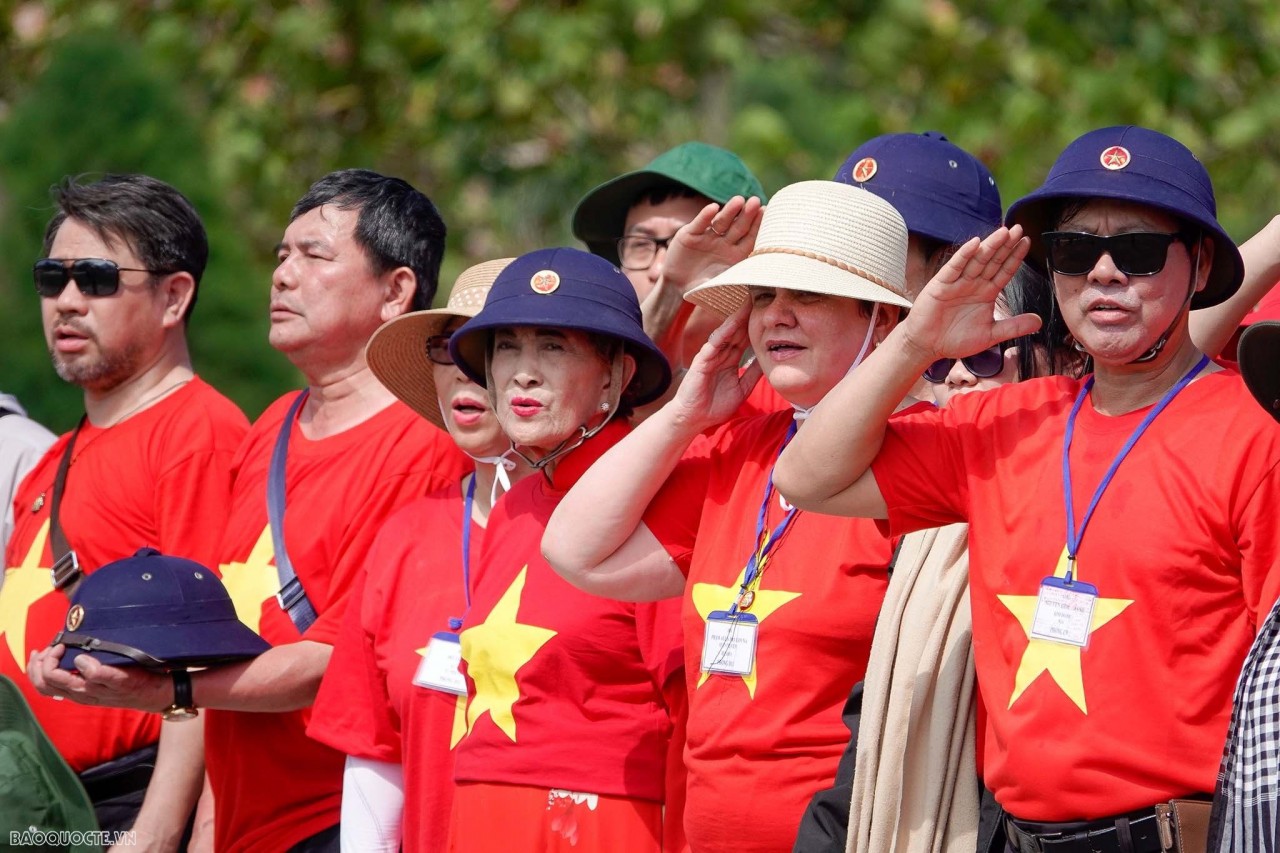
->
[[901, 226, 1039, 363], [667, 305, 761, 433]]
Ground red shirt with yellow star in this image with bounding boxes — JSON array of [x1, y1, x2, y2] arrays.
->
[[453, 420, 685, 807], [645, 409, 892, 853], [307, 479, 478, 853], [204, 394, 466, 853], [871, 371, 1280, 821], [0, 378, 246, 771]]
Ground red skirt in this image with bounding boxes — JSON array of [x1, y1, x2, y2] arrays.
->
[[448, 781, 663, 853]]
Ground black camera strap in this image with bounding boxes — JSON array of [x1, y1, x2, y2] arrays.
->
[[49, 417, 87, 593]]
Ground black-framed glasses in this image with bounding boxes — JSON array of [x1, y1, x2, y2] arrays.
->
[[33, 258, 174, 298], [1042, 231, 1186, 277], [616, 235, 674, 271], [426, 334, 454, 366], [923, 345, 1006, 383]]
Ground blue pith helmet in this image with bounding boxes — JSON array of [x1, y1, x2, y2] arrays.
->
[[53, 548, 269, 671], [449, 247, 672, 406], [834, 131, 1002, 246], [1005, 125, 1243, 310]]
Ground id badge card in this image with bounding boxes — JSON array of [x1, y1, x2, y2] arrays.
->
[[701, 611, 758, 675], [412, 631, 467, 695], [1029, 577, 1099, 647]]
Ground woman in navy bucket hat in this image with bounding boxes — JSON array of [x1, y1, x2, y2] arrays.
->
[[441, 247, 684, 853], [774, 126, 1280, 853]]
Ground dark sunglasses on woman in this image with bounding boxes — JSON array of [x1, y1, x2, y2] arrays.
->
[[923, 344, 1006, 384], [1042, 231, 1192, 277], [33, 258, 175, 298]]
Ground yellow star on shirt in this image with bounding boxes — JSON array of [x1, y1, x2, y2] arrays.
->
[[997, 548, 1133, 714], [412, 643, 470, 748], [691, 567, 801, 697], [219, 526, 279, 635], [459, 567, 556, 742], [0, 521, 54, 672]]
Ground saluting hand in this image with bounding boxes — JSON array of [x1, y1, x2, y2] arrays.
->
[[669, 304, 761, 432], [662, 196, 764, 293], [901, 225, 1039, 362]]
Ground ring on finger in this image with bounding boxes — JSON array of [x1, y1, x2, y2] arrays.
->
[[708, 225, 727, 238]]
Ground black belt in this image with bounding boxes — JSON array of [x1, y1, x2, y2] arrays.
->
[[1005, 807, 1166, 853], [78, 744, 157, 804]]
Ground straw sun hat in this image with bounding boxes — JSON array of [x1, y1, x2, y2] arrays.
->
[[685, 180, 912, 317], [366, 258, 514, 431]]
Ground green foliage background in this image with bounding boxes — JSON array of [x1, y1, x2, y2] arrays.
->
[[0, 0, 1277, 430]]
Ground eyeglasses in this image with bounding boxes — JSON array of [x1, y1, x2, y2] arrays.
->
[[33, 258, 174, 298], [616, 235, 674, 271], [1042, 231, 1186, 277], [426, 334, 453, 366], [923, 345, 1005, 383]]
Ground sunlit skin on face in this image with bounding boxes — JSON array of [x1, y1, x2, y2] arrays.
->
[[42, 218, 175, 391], [434, 317, 509, 458], [621, 195, 709, 301], [489, 326, 628, 456], [747, 287, 896, 410], [270, 204, 398, 369], [1052, 199, 1211, 367]]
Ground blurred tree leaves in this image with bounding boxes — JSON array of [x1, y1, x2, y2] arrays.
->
[[0, 0, 1278, 428]]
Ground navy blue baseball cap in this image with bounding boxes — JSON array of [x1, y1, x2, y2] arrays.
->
[[53, 548, 270, 671], [449, 247, 672, 405], [1005, 125, 1244, 310], [834, 131, 1002, 245]]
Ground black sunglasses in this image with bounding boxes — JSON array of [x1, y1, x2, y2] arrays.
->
[[33, 258, 174, 298], [1042, 231, 1187, 277], [923, 345, 1005, 383], [426, 334, 454, 366]]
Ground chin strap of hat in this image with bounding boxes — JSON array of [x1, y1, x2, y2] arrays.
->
[[1128, 232, 1202, 364], [52, 632, 167, 669], [493, 345, 628, 472], [467, 449, 517, 505], [793, 303, 880, 422]]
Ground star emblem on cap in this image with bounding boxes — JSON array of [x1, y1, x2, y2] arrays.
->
[[852, 157, 878, 182], [66, 604, 84, 631], [530, 270, 560, 294], [1100, 145, 1131, 170]]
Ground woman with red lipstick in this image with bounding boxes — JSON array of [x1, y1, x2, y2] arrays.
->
[[541, 181, 917, 853], [306, 259, 531, 853], [773, 127, 1280, 853], [442, 247, 685, 853]]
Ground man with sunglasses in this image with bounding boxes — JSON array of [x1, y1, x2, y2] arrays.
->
[[30, 170, 469, 853], [3, 174, 249, 846], [778, 126, 1280, 853]]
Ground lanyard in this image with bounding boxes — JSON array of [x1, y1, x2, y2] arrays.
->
[[1061, 353, 1209, 580], [449, 474, 478, 632], [731, 421, 800, 614]]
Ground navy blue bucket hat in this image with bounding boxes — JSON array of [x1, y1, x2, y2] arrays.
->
[[53, 548, 270, 671], [449, 247, 672, 406], [834, 131, 1002, 246], [1005, 125, 1243, 310]]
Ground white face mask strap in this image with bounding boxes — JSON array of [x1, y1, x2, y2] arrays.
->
[[792, 302, 881, 422]]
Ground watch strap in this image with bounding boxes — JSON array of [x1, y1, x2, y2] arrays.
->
[[171, 669, 194, 709]]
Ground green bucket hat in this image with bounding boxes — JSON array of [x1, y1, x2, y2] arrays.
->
[[572, 141, 768, 264]]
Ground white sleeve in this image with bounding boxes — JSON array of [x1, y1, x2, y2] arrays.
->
[[340, 756, 405, 853]]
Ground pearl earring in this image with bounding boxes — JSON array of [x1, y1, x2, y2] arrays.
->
[[600, 402, 610, 412]]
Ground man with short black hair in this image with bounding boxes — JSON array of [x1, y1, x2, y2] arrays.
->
[[3, 173, 248, 845], [31, 169, 467, 852]]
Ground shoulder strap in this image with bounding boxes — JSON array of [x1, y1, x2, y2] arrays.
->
[[268, 391, 319, 634], [49, 418, 87, 592]]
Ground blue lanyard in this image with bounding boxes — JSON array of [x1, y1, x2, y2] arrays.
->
[[1061, 354, 1209, 580], [731, 421, 800, 614], [448, 474, 477, 632]]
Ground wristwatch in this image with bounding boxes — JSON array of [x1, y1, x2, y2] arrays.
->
[[161, 670, 198, 721]]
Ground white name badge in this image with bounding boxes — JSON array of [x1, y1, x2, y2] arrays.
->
[[412, 631, 467, 695], [1029, 577, 1099, 648], [701, 611, 759, 675]]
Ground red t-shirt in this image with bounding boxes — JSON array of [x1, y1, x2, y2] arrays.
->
[[871, 371, 1280, 821], [737, 373, 789, 419], [452, 421, 685, 805], [204, 394, 466, 853], [308, 480, 478, 853], [646, 409, 892, 853], [0, 378, 246, 771]]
